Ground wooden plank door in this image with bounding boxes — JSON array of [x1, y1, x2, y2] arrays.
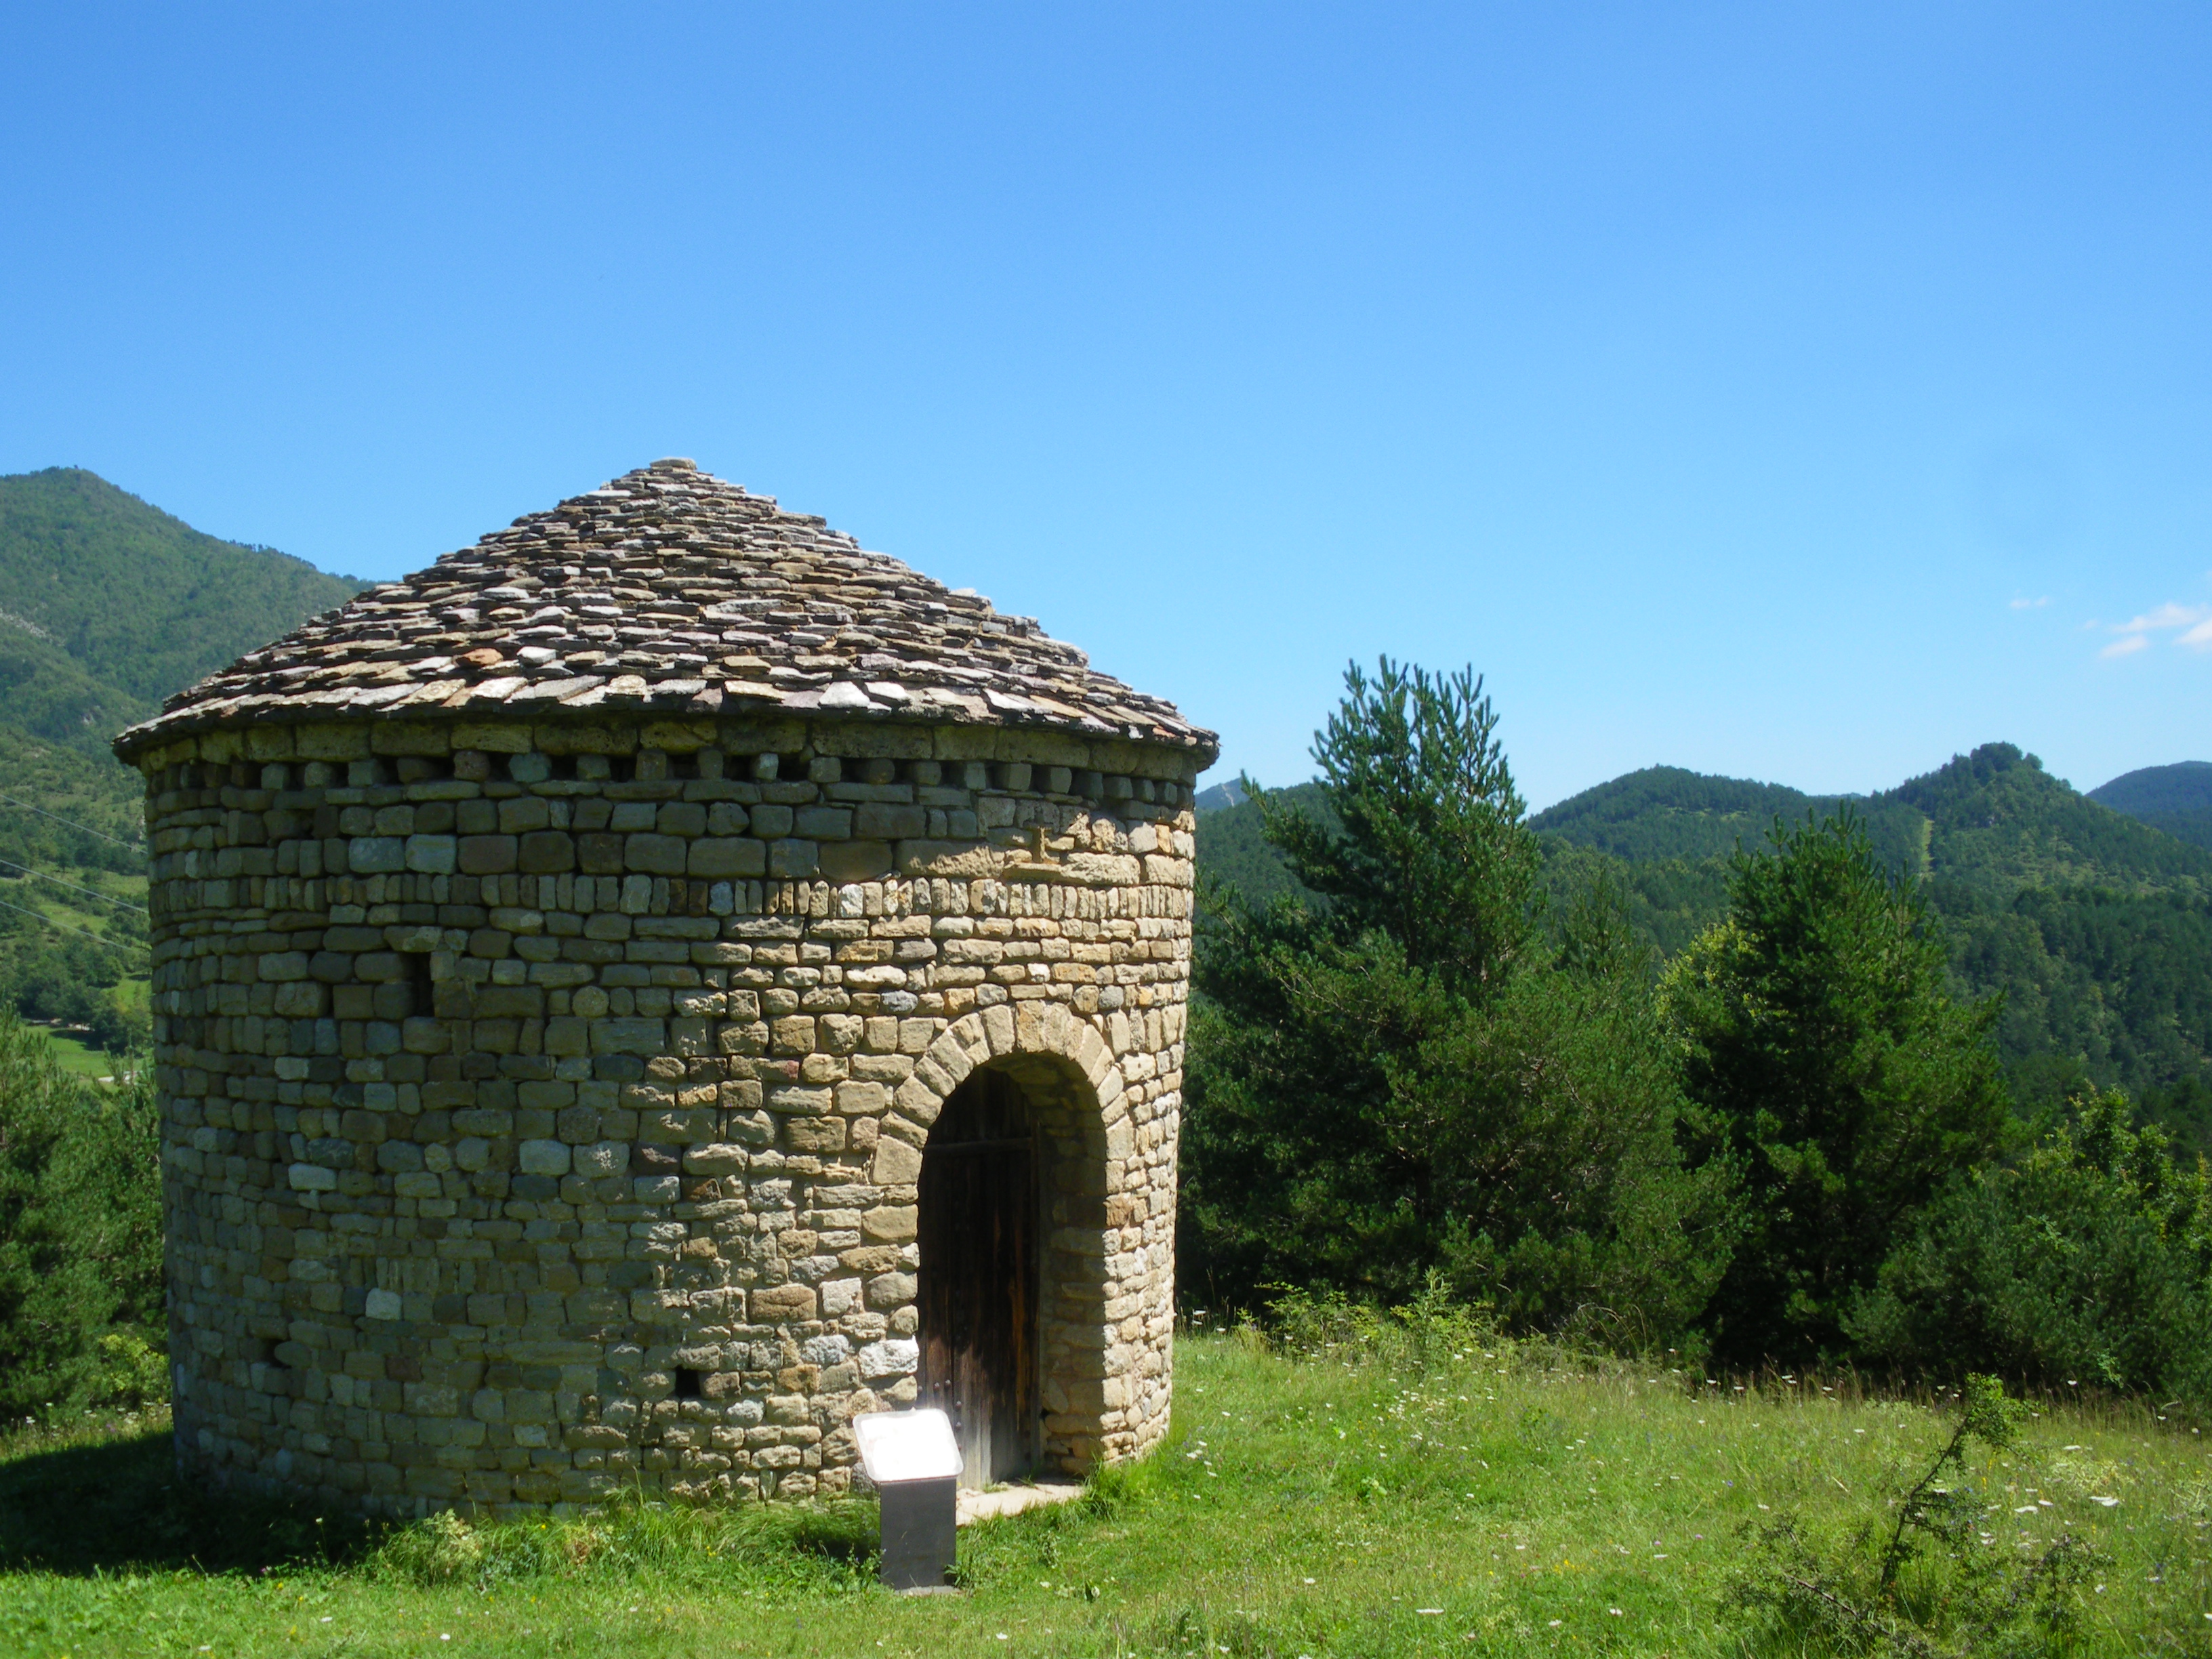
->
[[917, 1070, 1038, 1488]]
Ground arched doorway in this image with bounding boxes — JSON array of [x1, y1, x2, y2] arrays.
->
[[917, 1066, 1040, 1488]]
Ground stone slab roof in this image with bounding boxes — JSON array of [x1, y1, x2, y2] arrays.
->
[[115, 460, 1216, 762]]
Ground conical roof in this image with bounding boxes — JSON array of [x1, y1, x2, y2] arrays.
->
[[115, 459, 1214, 760]]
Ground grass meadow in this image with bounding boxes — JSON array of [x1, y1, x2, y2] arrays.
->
[[29, 1025, 127, 1082], [5, 1325, 2212, 1658]]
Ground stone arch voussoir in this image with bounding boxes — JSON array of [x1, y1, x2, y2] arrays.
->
[[909, 1006, 1124, 1131]]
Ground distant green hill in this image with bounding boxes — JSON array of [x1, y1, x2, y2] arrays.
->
[[0, 468, 365, 1057], [1526, 764, 1928, 876], [1198, 741, 2212, 1141], [1193, 781, 1327, 908], [0, 468, 363, 752], [1893, 743, 2212, 895], [2090, 760, 2212, 854]]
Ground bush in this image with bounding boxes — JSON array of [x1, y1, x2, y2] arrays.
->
[[0, 1011, 163, 1416], [1847, 1086, 2212, 1401]]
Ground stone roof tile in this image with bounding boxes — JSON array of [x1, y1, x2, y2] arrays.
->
[[116, 460, 1216, 760]]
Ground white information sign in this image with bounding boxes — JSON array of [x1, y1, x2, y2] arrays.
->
[[853, 1408, 962, 1486]]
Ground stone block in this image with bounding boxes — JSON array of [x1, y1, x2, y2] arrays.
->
[[687, 837, 765, 878], [765, 1083, 834, 1114], [518, 1139, 571, 1176], [767, 839, 817, 878], [638, 1107, 715, 1143], [855, 802, 926, 840], [861, 1205, 918, 1242], [752, 1284, 817, 1322], [348, 836, 405, 874], [405, 834, 457, 874], [458, 834, 518, 874], [683, 1143, 750, 1174], [592, 1018, 667, 1055], [725, 1109, 775, 1147], [573, 1141, 630, 1176], [273, 982, 326, 1018], [473, 985, 544, 1019], [518, 830, 575, 873], [865, 1272, 916, 1310], [818, 840, 892, 882], [656, 802, 707, 837], [870, 1137, 923, 1185], [855, 1338, 918, 1380], [794, 806, 851, 839], [625, 834, 688, 876], [833, 1080, 886, 1115], [783, 1116, 846, 1153]]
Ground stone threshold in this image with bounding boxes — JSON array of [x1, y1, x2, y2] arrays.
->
[[956, 1481, 1084, 1527]]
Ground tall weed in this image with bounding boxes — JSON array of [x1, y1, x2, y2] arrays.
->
[[1727, 1375, 2109, 1656]]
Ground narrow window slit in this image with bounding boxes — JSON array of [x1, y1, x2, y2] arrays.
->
[[403, 951, 436, 1019]]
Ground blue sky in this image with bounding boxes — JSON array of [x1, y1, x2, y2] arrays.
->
[[3, 3, 2207, 808]]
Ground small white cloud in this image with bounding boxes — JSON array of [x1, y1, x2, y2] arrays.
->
[[2010, 596, 2051, 610], [2095, 599, 2212, 661], [2112, 601, 2207, 634]]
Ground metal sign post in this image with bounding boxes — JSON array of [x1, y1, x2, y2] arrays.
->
[[853, 1408, 962, 1592]]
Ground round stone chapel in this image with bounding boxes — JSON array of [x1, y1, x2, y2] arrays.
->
[[114, 459, 1215, 1516]]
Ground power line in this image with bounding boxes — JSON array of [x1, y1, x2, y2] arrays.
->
[[0, 857, 149, 913], [0, 789, 143, 850], [0, 895, 145, 950]]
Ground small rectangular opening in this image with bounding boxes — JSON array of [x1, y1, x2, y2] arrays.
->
[[403, 952, 436, 1019], [672, 1367, 703, 1399]]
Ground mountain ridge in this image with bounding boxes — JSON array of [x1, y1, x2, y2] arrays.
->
[[2090, 760, 2212, 854], [1196, 741, 2212, 1135]]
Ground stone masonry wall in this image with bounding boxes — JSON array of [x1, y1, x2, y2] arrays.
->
[[137, 710, 1197, 1517]]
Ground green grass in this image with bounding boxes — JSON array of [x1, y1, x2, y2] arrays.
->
[[5, 1334, 2211, 1657], [30, 1024, 119, 1079], [19, 1016, 142, 1081]]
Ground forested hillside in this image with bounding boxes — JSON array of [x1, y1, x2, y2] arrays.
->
[[1199, 741, 2212, 1141], [0, 468, 363, 746], [0, 468, 365, 1063], [1896, 744, 2212, 893], [1526, 764, 1928, 874], [2092, 759, 2212, 853]]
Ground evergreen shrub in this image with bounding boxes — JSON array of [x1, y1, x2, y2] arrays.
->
[[0, 1011, 163, 1416]]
